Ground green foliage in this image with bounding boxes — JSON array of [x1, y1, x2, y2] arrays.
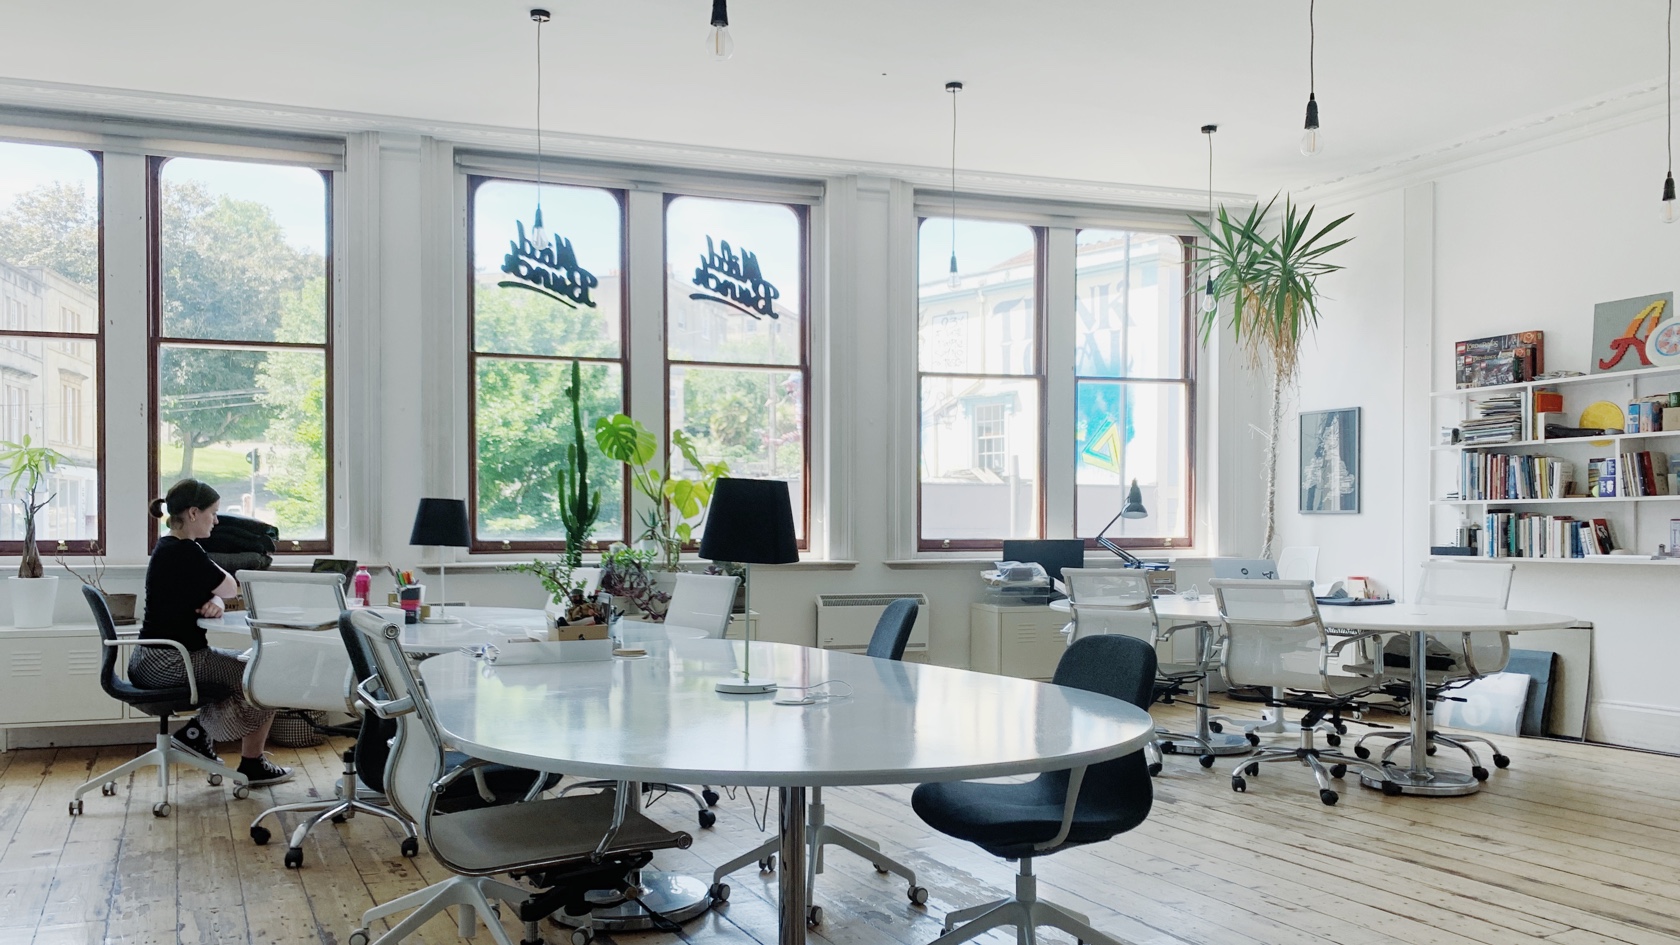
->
[[0, 181, 99, 287], [0, 436, 63, 578], [506, 558, 584, 606], [557, 360, 602, 568], [593, 415, 729, 569]]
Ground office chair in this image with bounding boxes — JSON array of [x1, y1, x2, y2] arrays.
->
[[1212, 579, 1401, 805], [909, 635, 1155, 945], [1351, 561, 1516, 780], [710, 598, 929, 924], [1062, 568, 1224, 773], [566, 572, 739, 828], [346, 609, 692, 945], [69, 585, 249, 817]]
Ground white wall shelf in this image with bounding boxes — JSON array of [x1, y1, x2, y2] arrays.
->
[[1427, 554, 1680, 567], [1431, 362, 1680, 399], [1433, 495, 1680, 506], [1433, 430, 1680, 452]]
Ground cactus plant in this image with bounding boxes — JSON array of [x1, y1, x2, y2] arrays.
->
[[557, 360, 600, 568]]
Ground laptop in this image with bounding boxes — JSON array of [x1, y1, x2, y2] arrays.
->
[[1210, 558, 1278, 580]]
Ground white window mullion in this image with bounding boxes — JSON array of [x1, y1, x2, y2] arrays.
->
[[1042, 225, 1077, 539], [624, 189, 667, 541], [101, 151, 150, 560]]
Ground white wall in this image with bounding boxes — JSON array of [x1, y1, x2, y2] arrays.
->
[[1270, 117, 1680, 752]]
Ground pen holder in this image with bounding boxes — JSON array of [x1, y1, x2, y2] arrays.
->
[[398, 585, 425, 624]]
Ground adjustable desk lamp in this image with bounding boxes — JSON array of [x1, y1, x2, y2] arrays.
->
[[410, 498, 471, 624], [1094, 478, 1149, 568], [699, 478, 799, 694]]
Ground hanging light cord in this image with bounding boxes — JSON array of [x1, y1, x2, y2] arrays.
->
[[535, 14, 544, 206], [1207, 132, 1214, 220], [949, 85, 958, 257], [1309, 0, 1316, 94], [1668, 0, 1673, 176]]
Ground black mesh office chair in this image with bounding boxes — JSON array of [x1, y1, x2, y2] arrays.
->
[[711, 597, 929, 923], [909, 635, 1156, 945], [70, 585, 249, 817]]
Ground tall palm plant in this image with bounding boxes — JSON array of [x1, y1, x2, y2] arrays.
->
[[1190, 195, 1353, 558]]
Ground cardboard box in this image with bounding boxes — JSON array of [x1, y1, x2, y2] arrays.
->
[[550, 622, 608, 642]]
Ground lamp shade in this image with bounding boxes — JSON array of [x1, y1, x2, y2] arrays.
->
[[699, 478, 799, 565], [1120, 479, 1148, 520], [409, 498, 471, 548]]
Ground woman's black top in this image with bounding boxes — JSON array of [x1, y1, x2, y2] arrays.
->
[[140, 536, 226, 652]]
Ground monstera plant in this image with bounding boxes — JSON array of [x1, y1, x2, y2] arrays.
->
[[593, 414, 729, 571]]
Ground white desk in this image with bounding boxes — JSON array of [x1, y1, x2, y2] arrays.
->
[[417, 638, 1154, 945]]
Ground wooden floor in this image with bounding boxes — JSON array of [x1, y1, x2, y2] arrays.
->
[[3, 703, 1678, 945]]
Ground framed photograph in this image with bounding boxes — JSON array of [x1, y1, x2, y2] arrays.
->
[[1300, 407, 1360, 514]]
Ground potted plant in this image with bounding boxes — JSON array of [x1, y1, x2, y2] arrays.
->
[[557, 360, 601, 569], [2, 436, 64, 628], [1190, 195, 1353, 559], [598, 544, 670, 620], [593, 415, 729, 571], [56, 547, 136, 625]]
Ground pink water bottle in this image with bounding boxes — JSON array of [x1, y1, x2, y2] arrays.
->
[[352, 567, 371, 607]]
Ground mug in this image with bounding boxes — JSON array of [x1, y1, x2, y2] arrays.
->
[[398, 584, 425, 624]]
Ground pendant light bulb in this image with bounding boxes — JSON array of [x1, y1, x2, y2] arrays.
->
[[946, 80, 963, 290], [708, 0, 734, 59], [531, 204, 549, 248], [1200, 124, 1218, 314], [1663, 173, 1677, 224], [1200, 278, 1218, 314], [1300, 94, 1324, 156], [1662, 2, 1674, 222], [948, 253, 961, 289]]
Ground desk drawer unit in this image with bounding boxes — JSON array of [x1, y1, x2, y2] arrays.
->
[[0, 625, 122, 726], [970, 603, 1068, 680]]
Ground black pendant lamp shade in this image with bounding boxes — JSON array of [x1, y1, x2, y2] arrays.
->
[[699, 478, 799, 565], [410, 498, 471, 548]]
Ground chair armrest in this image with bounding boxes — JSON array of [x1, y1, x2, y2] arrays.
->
[[593, 781, 635, 860], [106, 637, 200, 703], [1326, 630, 1386, 659], [354, 674, 414, 719], [1033, 765, 1088, 853]]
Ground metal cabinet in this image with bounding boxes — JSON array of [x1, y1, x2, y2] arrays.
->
[[969, 603, 1068, 680]]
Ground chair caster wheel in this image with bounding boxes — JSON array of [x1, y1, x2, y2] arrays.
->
[[757, 855, 775, 872], [331, 813, 347, 824], [1231, 775, 1247, 793], [1244, 763, 1260, 776], [102, 781, 117, 796], [698, 809, 717, 829], [570, 928, 593, 945], [807, 906, 823, 926], [1319, 789, 1339, 806], [69, 799, 84, 816], [1199, 754, 1216, 769], [348, 930, 371, 945], [1159, 741, 1177, 754], [232, 785, 250, 800], [1325, 733, 1342, 747], [1493, 754, 1511, 769], [1329, 764, 1347, 780], [284, 847, 304, 869], [1333, 722, 1348, 735], [207, 773, 222, 786], [1353, 746, 1370, 759], [1471, 766, 1489, 782], [1146, 762, 1162, 777], [1245, 732, 1261, 746], [908, 885, 929, 906], [873, 862, 888, 874], [401, 837, 420, 858], [1381, 780, 1404, 797], [709, 882, 730, 903], [153, 802, 171, 818], [251, 825, 271, 845], [1208, 721, 1223, 733], [1426, 746, 1437, 756], [702, 789, 720, 807]]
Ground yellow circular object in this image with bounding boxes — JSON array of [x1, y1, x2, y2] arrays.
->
[[1580, 401, 1625, 445]]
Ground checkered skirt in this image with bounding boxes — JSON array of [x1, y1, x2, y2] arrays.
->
[[128, 645, 274, 743]]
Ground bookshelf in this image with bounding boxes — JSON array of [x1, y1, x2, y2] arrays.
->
[[1432, 363, 1680, 562]]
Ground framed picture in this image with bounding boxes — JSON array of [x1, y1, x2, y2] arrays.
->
[[1300, 407, 1360, 514]]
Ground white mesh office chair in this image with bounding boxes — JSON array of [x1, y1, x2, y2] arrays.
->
[[1212, 579, 1401, 805], [1062, 568, 1221, 772], [563, 572, 740, 828], [346, 610, 692, 945], [1351, 561, 1516, 779]]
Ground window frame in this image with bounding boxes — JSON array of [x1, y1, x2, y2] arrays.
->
[[145, 155, 336, 555], [1071, 231, 1197, 553], [915, 219, 1048, 552], [0, 146, 106, 557], [464, 174, 632, 555], [661, 193, 813, 551]]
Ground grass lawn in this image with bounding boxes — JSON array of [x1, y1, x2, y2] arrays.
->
[[157, 444, 255, 487]]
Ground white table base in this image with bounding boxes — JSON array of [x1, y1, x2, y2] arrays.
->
[[1359, 624, 1481, 797], [557, 871, 713, 930]]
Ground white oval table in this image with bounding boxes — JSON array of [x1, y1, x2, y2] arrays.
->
[[417, 638, 1154, 945]]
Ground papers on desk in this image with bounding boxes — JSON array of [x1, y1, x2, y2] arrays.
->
[[476, 640, 614, 665]]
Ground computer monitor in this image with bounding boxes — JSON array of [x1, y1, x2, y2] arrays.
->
[[1001, 539, 1087, 585], [1210, 558, 1278, 580]]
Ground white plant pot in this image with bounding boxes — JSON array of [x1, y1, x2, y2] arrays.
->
[[10, 575, 59, 628]]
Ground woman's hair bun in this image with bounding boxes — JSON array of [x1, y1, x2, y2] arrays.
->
[[149, 497, 167, 519]]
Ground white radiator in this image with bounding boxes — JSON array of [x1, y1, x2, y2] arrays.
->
[[815, 593, 930, 657]]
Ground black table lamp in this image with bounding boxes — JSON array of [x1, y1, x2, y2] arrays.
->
[[410, 498, 470, 624], [1094, 478, 1149, 568], [699, 477, 798, 694]]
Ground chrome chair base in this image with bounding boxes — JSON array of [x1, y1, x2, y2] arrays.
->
[[930, 858, 1126, 945], [1229, 725, 1397, 806], [352, 874, 549, 945], [250, 748, 418, 866], [71, 731, 248, 816]]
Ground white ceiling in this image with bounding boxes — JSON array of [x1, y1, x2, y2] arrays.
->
[[2, 0, 1673, 197]]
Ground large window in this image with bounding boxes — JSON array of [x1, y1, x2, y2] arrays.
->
[[917, 218, 1042, 548], [468, 178, 626, 552], [151, 157, 331, 551], [0, 141, 102, 552], [665, 196, 808, 545], [1074, 230, 1192, 547]]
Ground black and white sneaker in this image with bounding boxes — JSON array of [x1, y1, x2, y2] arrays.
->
[[237, 754, 294, 787], [169, 722, 218, 763]]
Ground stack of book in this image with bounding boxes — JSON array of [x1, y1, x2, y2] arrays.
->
[[1480, 512, 1615, 558], [1459, 393, 1524, 445], [1590, 451, 1678, 497], [1459, 452, 1573, 500]]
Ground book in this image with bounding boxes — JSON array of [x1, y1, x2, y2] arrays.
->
[[1592, 518, 1616, 554], [1599, 458, 1618, 497], [1455, 331, 1545, 389]]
